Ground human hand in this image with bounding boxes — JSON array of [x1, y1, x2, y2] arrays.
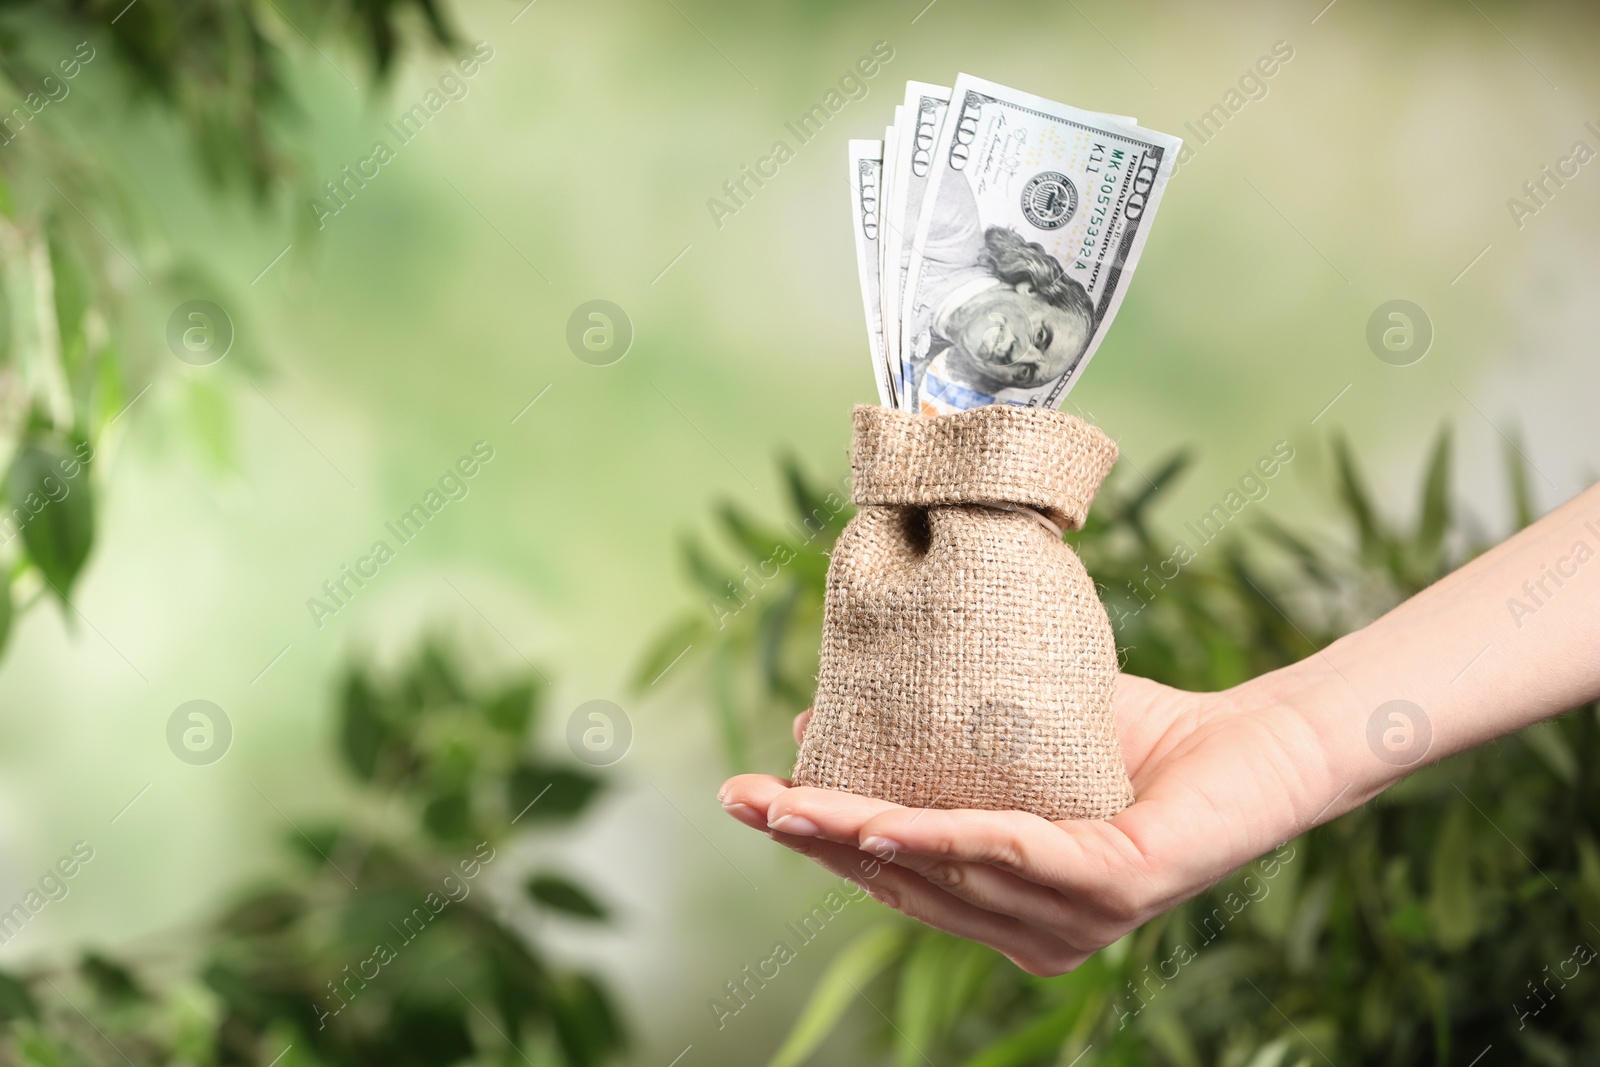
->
[[719, 673, 1352, 976]]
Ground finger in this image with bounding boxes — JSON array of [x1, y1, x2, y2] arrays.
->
[[720, 774, 791, 806], [864, 849, 1096, 944], [718, 774, 792, 831], [722, 802, 768, 831], [765, 785, 906, 845], [792, 708, 813, 745], [856, 806, 1154, 915], [766, 831, 1085, 975]]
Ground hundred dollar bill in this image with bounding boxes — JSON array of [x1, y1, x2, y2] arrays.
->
[[884, 85, 1134, 411], [884, 82, 952, 410], [879, 108, 903, 401], [847, 139, 895, 408], [900, 74, 1180, 414]]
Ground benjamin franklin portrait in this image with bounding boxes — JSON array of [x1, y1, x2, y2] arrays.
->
[[903, 171, 1095, 410]]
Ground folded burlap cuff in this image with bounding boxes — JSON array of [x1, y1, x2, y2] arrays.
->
[[849, 403, 1119, 530], [791, 404, 1133, 822]]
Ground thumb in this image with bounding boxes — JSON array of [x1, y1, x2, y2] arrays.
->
[[793, 708, 814, 745]]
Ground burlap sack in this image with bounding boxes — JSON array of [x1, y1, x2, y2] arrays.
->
[[791, 404, 1132, 821]]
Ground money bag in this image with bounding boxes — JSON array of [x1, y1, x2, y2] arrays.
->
[[791, 404, 1133, 821]]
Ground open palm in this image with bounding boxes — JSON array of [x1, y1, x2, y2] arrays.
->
[[719, 673, 1343, 976]]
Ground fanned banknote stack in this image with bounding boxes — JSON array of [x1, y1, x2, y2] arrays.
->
[[849, 76, 1181, 414]]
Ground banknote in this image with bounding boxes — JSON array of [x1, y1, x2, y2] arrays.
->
[[847, 139, 894, 408], [879, 108, 902, 402], [881, 88, 1136, 411], [883, 82, 951, 410], [899, 74, 1181, 413]]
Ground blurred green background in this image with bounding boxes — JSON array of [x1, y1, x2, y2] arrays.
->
[[1, 0, 1598, 1063]]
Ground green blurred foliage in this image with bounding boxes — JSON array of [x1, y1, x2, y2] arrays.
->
[[635, 457, 849, 772], [0, 0, 457, 657], [652, 433, 1600, 1065], [0, 639, 625, 1066]]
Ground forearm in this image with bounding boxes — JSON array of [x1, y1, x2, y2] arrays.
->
[[1243, 480, 1600, 820]]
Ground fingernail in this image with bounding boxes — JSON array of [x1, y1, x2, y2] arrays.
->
[[716, 784, 732, 805], [768, 814, 821, 836], [721, 802, 766, 829], [861, 836, 904, 857]]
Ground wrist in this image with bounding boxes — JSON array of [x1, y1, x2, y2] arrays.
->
[[1225, 638, 1406, 829]]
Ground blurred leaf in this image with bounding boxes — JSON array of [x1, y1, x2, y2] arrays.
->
[[0, 970, 37, 1021], [711, 640, 748, 771], [79, 952, 143, 1003], [718, 501, 792, 567], [1576, 835, 1600, 920], [1414, 427, 1452, 562], [46, 224, 89, 373], [551, 972, 628, 1067], [781, 454, 842, 532], [1113, 449, 1192, 545], [1504, 427, 1536, 531], [1253, 513, 1336, 590], [1238, 1038, 1294, 1067], [404, 641, 468, 709], [1225, 547, 1316, 661], [485, 680, 537, 736], [286, 823, 342, 868], [895, 933, 960, 1067], [215, 887, 305, 936], [186, 377, 236, 472], [939, 938, 1000, 1028], [1515, 1028, 1574, 1066], [15, 1027, 68, 1067], [631, 614, 707, 691], [422, 789, 473, 842], [526, 874, 607, 920], [683, 535, 741, 603], [345, 0, 458, 75], [1331, 434, 1382, 559], [486, 929, 552, 1046], [961, 995, 1083, 1067], [0, 577, 12, 659], [1520, 721, 1578, 785], [7, 439, 93, 601], [767, 924, 906, 1067], [387, 998, 474, 1067], [92, 344, 124, 431], [1431, 805, 1481, 962], [1386, 898, 1431, 942], [508, 762, 602, 823], [756, 583, 803, 703], [339, 671, 390, 781]]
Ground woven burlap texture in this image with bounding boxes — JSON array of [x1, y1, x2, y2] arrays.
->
[[791, 404, 1133, 821]]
